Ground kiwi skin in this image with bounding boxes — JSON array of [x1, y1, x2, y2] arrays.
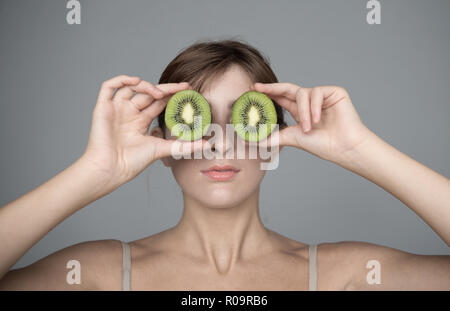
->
[[164, 90, 211, 141], [232, 91, 277, 142]]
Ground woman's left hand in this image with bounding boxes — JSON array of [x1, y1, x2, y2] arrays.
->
[[252, 83, 374, 164]]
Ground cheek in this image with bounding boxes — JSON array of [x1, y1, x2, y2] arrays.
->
[[171, 159, 201, 186], [239, 159, 266, 184]]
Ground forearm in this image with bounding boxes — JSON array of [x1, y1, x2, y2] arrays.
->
[[0, 156, 116, 278], [336, 130, 450, 245]]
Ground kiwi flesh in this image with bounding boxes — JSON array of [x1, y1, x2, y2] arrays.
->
[[232, 91, 277, 142], [165, 90, 211, 141]]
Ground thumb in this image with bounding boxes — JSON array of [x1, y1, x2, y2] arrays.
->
[[266, 125, 314, 150], [257, 129, 285, 150]]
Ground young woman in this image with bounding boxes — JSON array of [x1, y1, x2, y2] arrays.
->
[[0, 40, 449, 290]]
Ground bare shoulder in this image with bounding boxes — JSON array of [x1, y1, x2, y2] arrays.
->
[[0, 239, 123, 290], [316, 241, 450, 290], [313, 241, 398, 289], [266, 229, 309, 252]]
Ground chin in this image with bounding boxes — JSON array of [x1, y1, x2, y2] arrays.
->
[[199, 198, 246, 210], [189, 185, 252, 209]]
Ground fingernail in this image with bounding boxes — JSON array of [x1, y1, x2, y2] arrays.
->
[[303, 123, 310, 132]]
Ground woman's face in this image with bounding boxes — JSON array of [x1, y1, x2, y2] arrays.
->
[[160, 65, 270, 209]]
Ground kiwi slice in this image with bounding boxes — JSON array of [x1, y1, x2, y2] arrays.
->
[[232, 91, 277, 142], [165, 90, 211, 141]]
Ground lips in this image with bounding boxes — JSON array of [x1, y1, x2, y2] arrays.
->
[[201, 165, 240, 181]]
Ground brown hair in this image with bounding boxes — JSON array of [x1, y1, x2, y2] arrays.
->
[[157, 39, 287, 131]]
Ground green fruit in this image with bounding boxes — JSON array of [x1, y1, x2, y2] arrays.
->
[[232, 91, 277, 142], [165, 90, 211, 141]]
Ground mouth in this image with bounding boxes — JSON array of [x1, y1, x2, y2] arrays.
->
[[201, 165, 240, 181]]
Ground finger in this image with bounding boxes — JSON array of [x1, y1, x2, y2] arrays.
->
[[270, 95, 299, 122], [310, 87, 323, 124], [139, 82, 191, 122], [257, 129, 282, 150], [129, 81, 164, 110], [114, 86, 135, 101], [253, 82, 300, 101], [250, 83, 300, 121], [296, 88, 312, 133], [155, 82, 191, 97], [256, 124, 297, 151], [140, 97, 167, 122], [261, 125, 313, 150], [154, 138, 211, 160], [97, 75, 141, 103]]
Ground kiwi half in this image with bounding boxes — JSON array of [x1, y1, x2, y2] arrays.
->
[[232, 91, 277, 142], [165, 90, 211, 141]]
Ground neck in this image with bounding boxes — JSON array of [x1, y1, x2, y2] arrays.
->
[[172, 188, 274, 274]]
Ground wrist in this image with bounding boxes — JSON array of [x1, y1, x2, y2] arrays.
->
[[333, 129, 382, 175], [71, 155, 122, 203]]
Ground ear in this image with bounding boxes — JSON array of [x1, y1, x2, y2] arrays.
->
[[149, 126, 172, 168]]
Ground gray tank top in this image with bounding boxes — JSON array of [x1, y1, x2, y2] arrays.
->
[[120, 241, 318, 291]]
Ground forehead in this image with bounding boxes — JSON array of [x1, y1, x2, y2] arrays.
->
[[201, 65, 253, 103]]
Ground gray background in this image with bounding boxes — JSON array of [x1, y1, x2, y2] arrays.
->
[[0, 0, 449, 269]]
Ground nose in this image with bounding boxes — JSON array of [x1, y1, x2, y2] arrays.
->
[[204, 122, 234, 157], [210, 131, 233, 155]]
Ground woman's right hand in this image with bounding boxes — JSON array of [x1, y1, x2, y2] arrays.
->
[[80, 75, 206, 191]]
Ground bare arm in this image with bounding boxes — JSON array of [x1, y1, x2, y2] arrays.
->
[[252, 83, 449, 289], [325, 130, 450, 288], [0, 156, 117, 279], [333, 242, 450, 290], [0, 75, 196, 288], [336, 130, 450, 245], [0, 239, 122, 290], [252, 83, 450, 245]]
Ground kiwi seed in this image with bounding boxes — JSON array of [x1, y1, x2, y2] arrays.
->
[[164, 89, 211, 141], [232, 91, 277, 142]]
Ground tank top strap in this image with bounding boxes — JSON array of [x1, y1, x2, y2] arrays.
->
[[121, 241, 131, 291], [308, 244, 318, 291]]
